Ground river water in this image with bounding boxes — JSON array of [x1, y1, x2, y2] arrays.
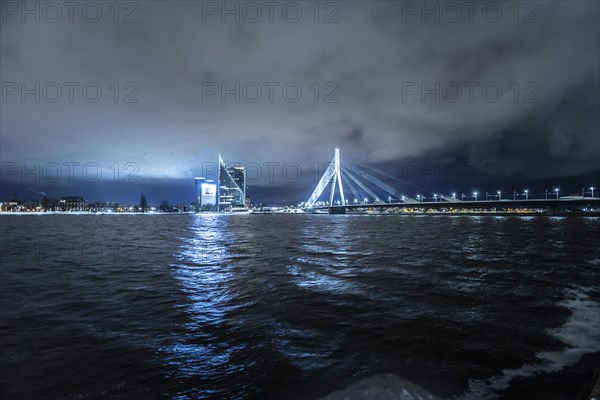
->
[[1, 214, 599, 399]]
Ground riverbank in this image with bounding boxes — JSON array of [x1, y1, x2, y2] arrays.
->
[[2, 211, 600, 217]]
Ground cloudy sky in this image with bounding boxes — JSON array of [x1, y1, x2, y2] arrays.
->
[[1, 1, 599, 203]]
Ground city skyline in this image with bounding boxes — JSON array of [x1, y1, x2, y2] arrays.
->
[[1, 150, 597, 207], [1, 157, 598, 206]]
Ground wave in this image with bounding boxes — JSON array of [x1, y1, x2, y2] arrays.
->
[[286, 264, 367, 298], [463, 287, 600, 399]]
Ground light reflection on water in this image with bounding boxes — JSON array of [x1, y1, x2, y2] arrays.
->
[[166, 215, 247, 397]]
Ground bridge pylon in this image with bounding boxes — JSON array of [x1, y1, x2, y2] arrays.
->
[[307, 148, 345, 207]]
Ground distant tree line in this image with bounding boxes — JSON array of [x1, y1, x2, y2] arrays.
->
[[140, 193, 148, 212]]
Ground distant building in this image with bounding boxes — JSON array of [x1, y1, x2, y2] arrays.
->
[[194, 155, 247, 212], [0, 200, 36, 212], [0, 201, 19, 212], [59, 196, 87, 211], [194, 177, 217, 211], [218, 154, 246, 211]]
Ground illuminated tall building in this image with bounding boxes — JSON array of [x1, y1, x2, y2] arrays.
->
[[194, 177, 217, 211], [218, 154, 246, 210]]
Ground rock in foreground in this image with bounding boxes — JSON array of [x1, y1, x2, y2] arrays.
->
[[321, 373, 439, 400]]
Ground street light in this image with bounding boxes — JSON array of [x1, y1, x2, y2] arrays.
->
[[461, 193, 465, 201], [513, 190, 516, 201], [485, 191, 489, 201], [452, 193, 456, 200], [497, 191, 501, 201], [401, 196, 405, 202], [354, 198, 358, 204], [388, 196, 392, 203], [473, 191, 478, 201], [416, 195, 421, 202], [591, 187, 595, 198], [434, 194, 437, 202], [555, 188, 559, 199], [524, 189, 528, 200], [364, 198, 368, 204]]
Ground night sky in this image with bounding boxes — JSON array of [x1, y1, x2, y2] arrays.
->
[[1, 1, 599, 205]]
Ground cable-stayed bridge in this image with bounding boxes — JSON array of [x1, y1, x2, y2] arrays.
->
[[302, 148, 599, 215], [305, 148, 419, 207]]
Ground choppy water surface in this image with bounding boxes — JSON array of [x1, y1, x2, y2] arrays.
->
[[1, 214, 599, 399]]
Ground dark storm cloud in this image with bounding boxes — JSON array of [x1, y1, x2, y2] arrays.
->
[[1, 0, 598, 190]]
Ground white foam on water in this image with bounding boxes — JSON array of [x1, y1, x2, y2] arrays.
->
[[463, 288, 600, 399], [286, 264, 365, 297]]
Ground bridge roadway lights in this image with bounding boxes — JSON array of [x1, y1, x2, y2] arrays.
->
[[329, 206, 346, 214]]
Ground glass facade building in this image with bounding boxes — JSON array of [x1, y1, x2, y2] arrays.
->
[[194, 155, 247, 212], [218, 155, 246, 210]]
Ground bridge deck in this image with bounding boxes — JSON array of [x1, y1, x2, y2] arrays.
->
[[310, 198, 600, 212]]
